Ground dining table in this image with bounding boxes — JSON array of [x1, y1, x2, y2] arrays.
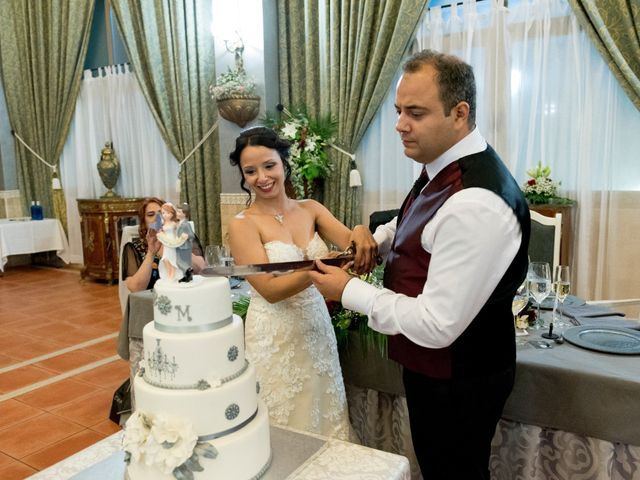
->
[[339, 304, 640, 480], [0, 218, 70, 271]]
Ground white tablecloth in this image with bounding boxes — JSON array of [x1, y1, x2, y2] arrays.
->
[[28, 428, 410, 480], [0, 218, 70, 271]]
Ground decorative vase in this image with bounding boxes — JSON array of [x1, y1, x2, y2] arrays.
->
[[96, 142, 121, 198], [216, 95, 261, 128]]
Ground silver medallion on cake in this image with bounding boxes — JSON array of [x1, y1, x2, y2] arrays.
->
[[225, 403, 240, 420], [154, 294, 172, 315], [227, 345, 239, 362]]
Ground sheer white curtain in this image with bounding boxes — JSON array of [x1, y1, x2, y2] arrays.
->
[[358, 0, 640, 300], [60, 65, 179, 264]]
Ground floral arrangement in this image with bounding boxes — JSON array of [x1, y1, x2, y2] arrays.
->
[[265, 105, 337, 199], [522, 161, 565, 205], [209, 66, 257, 101], [123, 411, 217, 478], [326, 265, 388, 357]]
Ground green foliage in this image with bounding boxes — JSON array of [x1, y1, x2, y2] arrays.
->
[[328, 265, 388, 357], [232, 295, 250, 320]]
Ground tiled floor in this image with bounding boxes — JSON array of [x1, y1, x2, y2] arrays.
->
[[0, 266, 126, 479]]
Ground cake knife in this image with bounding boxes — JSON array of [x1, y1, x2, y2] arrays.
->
[[199, 255, 355, 277]]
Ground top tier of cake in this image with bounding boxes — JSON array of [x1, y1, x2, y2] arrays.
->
[[152, 276, 232, 332]]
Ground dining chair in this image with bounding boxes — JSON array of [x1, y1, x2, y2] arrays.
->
[[529, 210, 562, 271], [369, 209, 400, 233], [119, 225, 140, 314]]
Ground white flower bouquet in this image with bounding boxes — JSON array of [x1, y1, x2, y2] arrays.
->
[[522, 161, 561, 205], [266, 105, 337, 199], [209, 66, 257, 101]]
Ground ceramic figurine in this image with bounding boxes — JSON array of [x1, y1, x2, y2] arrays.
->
[[156, 202, 188, 282], [176, 203, 195, 283]]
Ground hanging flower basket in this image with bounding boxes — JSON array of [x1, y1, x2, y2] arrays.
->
[[216, 95, 261, 128], [209, 38, 261, 128]]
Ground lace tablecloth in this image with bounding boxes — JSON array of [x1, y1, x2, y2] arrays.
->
[[28, 426, 410, 480]]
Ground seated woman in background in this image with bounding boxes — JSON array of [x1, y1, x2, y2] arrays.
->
[[122, 197, 204, 292]]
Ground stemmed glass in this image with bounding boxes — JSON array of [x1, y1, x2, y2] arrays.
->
[[512, 279, 529, 336], [528, 262, 551, 329], [553, 265, 571, 326]]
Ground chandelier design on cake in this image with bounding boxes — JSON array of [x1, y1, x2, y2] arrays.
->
[[147, 339, 179, 381]]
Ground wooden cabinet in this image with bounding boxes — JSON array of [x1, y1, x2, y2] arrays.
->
[[529, 203, 575, 267], [77, 198, 143, 283]]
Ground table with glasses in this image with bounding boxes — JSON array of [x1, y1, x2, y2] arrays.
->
[[341, 307, 640, 480], [28, 425, 411, 480], [0, 218, 70, 271]]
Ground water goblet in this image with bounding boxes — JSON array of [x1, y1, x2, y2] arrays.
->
[[528, 262, 551, 329], [205, 245, 217, 266]]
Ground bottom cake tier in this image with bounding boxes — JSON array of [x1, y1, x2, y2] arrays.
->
[[126, 400, 271, 480]]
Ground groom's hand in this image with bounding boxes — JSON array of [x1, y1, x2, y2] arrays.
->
[[310, 259, 353, 302]]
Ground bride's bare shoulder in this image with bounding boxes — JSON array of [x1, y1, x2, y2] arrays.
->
[[229, 209, 259, 232], [296, 198, 322, 211]]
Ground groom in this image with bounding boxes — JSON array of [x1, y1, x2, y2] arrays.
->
[[310, 49, 529, 479]]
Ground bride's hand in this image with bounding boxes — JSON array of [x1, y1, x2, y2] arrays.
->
[[349, 225, 379, 274]]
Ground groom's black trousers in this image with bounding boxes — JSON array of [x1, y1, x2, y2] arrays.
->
[[402, 364, 515, 480]]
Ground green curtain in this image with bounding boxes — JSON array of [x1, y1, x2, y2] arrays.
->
[[568, 0, 640, 111], [278, 0, 322, 118], [278, 0, 426, 226], [0, 0, 94, 228], [111, 0, 220, 246]]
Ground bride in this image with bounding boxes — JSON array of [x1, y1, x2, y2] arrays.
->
[[228, 126, 377, 440]]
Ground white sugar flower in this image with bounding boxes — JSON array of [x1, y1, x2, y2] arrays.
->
[[123, 411, 152, 462], [144, 415, 198, 474]]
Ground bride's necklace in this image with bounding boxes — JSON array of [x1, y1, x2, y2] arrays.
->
[[254, 203, 286, 224]]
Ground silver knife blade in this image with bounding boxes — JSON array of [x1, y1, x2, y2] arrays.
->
[[200, 255, 354, 277]]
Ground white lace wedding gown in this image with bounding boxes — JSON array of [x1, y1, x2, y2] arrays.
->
[[245, 232, 351, 440]]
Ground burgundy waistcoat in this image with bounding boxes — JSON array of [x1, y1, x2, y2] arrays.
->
[[384, 147, 530, 379]]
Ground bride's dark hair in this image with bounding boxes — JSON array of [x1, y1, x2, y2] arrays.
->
[[229, 126, 292, 204]]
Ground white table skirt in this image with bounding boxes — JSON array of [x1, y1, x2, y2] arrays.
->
[[28, 426, 410, 480], [0, 218, 70, 271]]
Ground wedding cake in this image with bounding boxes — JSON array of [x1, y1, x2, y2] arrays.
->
[[123, 275, 271, 480]]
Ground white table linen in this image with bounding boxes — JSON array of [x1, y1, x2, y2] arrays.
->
[[0, 218, 70, 271]]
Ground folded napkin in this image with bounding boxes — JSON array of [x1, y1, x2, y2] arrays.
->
[[558, 303, 625, 319], [557, 303, 640, 330]]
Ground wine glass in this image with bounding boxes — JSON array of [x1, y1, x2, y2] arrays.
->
[[553, 265, 571, 326], [512, 279, 529, 335], [528, 262, 551, 329]]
